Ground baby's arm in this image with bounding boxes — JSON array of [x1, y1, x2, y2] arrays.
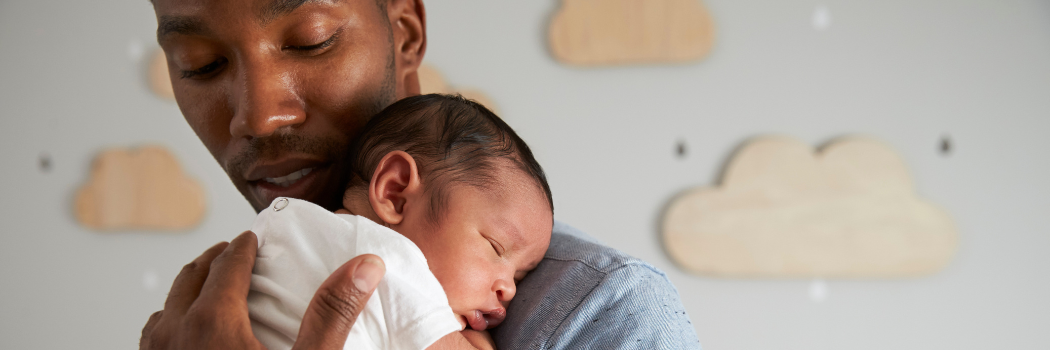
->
[[427, 330, 496, 350]]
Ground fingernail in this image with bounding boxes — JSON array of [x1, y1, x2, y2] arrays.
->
[[353, 257, 385, 292]]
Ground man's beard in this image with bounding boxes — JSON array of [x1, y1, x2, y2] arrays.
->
[[225, 132, 349, 210], [226, 132, 344, 173]]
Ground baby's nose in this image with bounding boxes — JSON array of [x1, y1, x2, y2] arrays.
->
[[495, 279, 516, 306]]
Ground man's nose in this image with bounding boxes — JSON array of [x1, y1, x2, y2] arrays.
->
[[229, 60, 305, 139]]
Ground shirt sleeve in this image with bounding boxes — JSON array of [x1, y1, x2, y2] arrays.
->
[[548, 264, 702, 349], [247, 200, 460, 350], [491, 227, 702, 350]]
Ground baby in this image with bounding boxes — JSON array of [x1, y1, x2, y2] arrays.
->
[[246, 94, 554, 350]]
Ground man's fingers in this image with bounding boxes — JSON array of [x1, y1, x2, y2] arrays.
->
[[139, 311, 164, 350], [163, 241, 230, 318], [292, 254, 385, 350], [197, 231, 259, 307]]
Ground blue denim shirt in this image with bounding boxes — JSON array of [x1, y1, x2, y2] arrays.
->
[[491, 221, 701, 349]]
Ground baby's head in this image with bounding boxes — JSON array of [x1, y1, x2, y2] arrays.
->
[[340, 94, 553, 331]]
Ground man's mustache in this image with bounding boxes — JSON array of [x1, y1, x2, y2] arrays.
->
[[226, 133, 345, 177]]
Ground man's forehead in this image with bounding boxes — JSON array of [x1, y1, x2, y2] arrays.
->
[[258, 0, 336, 24], [155, 0, 344, 38]]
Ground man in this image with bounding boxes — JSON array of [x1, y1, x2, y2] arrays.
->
[[140, 0, 701, 349]]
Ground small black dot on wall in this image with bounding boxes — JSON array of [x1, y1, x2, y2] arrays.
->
[[940, 135, 952, 156], [39, 153, 52, 172], [676, 140, 687, 159]]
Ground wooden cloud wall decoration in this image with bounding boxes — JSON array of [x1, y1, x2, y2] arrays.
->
[[148, 48, 175, 101], [418, 64, 499, 113], [75, 146, 206, 231], [548, 0, 716, 66], [662, 136, 957, 278]]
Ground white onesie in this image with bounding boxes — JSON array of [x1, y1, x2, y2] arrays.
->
[[247, 197, 462, 350]]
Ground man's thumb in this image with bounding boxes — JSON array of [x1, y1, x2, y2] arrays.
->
[[292, 254, 385, 350]]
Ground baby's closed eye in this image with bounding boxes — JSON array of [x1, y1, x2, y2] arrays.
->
[[485, 237, 505, 256]]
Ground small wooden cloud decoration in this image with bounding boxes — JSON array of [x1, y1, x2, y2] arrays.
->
[[662, 136, 957, 278], [418, 64, 498, 113], [548, 0, 716, 66], [148, 48, 176, 101], [75, 146, 206, 231]]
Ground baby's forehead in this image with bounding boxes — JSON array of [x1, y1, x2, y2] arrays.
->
[[493, 204, 553, 262], [451, 178, 551, 245], [476, 161, 551, 204]]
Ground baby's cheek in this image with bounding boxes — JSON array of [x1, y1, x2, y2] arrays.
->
[[430, 263, 470, 297], [444, 267, 494, 305]]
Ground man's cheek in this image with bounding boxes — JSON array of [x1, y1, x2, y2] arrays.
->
[[311, 57, 385, 102], [178, 93, 233, 157], [186, 116, 231, 163]]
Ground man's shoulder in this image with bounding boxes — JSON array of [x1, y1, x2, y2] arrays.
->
[[543, 222, 662, 276], [492, 221, 701, 350]]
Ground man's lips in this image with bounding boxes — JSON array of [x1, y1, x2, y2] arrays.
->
[[261, 167, 313, 187], [241, 156, 333, 208], [244, 157, 326, 182]]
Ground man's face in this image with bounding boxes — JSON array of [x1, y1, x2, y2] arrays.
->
[[153, 0, 425, 212]]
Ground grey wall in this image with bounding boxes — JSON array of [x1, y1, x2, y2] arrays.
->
[[2, 0, 1048, 349]]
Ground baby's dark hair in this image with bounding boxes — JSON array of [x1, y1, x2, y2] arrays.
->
[[345, 94, 553, 224]]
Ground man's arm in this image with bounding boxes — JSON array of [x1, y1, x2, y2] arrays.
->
[[139, 231, 386, 350], [545, 264, 701, 349], [426, 330, 496, 350]]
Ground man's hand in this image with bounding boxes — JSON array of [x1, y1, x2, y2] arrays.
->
[[460, 330, 496, 350], [425, 330, 496, 350], [139, 231, 386, 350]]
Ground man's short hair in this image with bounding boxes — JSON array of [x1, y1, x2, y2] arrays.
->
[[345, 94, 553, 223]]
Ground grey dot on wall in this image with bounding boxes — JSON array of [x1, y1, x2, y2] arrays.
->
[[940, 135, 952, 156], [39, 153, 51, 172], [676, 140, 687, 159]]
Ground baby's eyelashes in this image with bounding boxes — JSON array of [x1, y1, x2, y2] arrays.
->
[[485, 237, 505, 256]]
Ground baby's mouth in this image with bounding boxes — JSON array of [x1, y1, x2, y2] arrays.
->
[[465, 309, 506, 330]]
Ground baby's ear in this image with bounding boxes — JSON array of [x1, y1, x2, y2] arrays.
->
[[368, 151, 423, 225]]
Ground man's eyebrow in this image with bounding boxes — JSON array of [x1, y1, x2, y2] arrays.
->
[[157, 16, 210, 40], [259, 0, 323, 24]]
